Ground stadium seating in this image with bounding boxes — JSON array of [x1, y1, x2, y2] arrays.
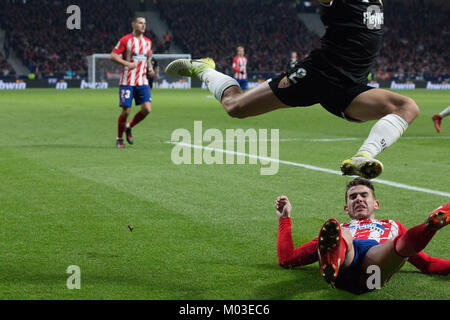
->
[[0, 52, 15, 77], [0, 0, 164, 79], [157, 0, 449, 81], [375, 0, 449, 81], [0, 0, 448, 81], [157, 0, 320, 77]]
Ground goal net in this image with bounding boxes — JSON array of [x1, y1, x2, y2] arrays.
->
[[86, 53, 192, 88]]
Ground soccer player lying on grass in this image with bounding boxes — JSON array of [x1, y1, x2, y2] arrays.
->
[[275, 178, 449, 294], [432, 106, 450, 133], [166, 0, 419, 179]]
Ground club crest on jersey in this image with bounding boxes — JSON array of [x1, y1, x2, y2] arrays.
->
[[278, 76, 292, 88]]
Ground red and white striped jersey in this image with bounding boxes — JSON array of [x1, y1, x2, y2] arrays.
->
[[277, 217, 450, 275], [232, 56, 248, 79], [113, 34, 152, 86], [341, 219, 404, 244]]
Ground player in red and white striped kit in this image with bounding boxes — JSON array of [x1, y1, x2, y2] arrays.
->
[[110, 16, 155, 148], [276, 178, 450, 294], [232, 46, 248, 90]]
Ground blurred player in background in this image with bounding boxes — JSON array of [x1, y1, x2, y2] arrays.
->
[[432, 106, 450, 133], [232, 46, 248, 90], [288, 51, 298, 70], [148, 56, 160, 89], [275, 178, 450, 294], [110, 16, 154, 148], [166, 0, 419, 179]]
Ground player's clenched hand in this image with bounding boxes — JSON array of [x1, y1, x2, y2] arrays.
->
[[127, 62, 137, 70], [148, 68, 155, 78], [275, 196, 292, 219]]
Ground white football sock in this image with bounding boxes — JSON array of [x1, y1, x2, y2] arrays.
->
[[439, 106, 450, 118], [198, 69, 239, 102], [357, 114, 409, 158]]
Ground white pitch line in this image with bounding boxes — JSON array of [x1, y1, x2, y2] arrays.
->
[[287, 136, 450, 142], [171, 136, 450, 143], [168, 141, 450, 198]]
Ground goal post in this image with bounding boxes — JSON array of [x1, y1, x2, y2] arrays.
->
[[86, 53, 192, 88]]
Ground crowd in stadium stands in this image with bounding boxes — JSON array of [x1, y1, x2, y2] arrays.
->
[[0, 52, 15, 77], [0, 0, 448, 82], [375, 0, 449, 82], [157, 0, 449, 82], [157, 0, 320, 78], [0, 0, 164, 79]]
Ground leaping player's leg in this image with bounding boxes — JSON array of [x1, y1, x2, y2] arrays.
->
[[362, 202, 450, 288], [432, 106, 450, 133], [220, 81, 291, 118], [166, 58, 291, 118], [340, 89, 419, 179]]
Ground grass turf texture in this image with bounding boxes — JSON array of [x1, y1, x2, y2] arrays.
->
[[0, 88, 449, 300]]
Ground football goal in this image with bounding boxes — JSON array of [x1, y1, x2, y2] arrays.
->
[[86, 53, 192, 88]]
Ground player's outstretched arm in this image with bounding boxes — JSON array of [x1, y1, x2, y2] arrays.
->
[[276, 196, 319, 268]]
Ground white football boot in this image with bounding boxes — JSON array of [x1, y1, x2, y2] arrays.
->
[[165, 58, 215, 80], [340, 151, 383, 179]]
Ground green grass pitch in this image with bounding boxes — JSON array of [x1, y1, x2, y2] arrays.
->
[[0, 88, 448, 300]]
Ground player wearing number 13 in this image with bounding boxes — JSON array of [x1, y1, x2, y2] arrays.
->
[[110, 16, 154, 148]]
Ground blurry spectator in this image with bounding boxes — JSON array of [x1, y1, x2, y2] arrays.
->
[[163, 32, 172, 52], [139, 0, 146, 11], [288, 51, 298, 70], [0, 52, 15, 77]]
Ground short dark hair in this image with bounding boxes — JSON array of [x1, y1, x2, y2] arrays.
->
[[132, 15, 145, 23], [345, 178, 376, 202]]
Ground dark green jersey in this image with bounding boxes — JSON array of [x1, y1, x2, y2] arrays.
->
[[310, 0, 384, 83]]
